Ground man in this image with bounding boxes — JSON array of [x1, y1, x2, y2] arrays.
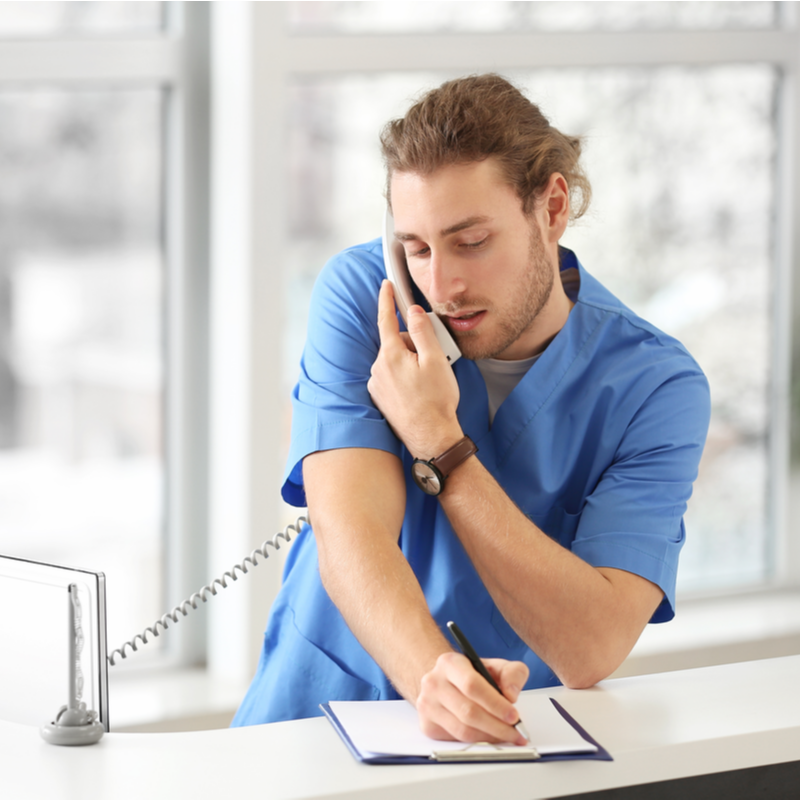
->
[[232, 74, 710, 744]]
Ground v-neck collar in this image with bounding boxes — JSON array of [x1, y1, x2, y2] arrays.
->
[[454, 249, 608, 468]]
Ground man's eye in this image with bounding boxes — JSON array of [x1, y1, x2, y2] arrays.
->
[[410, 246, 430, 258], [462, 238, 487, 249]]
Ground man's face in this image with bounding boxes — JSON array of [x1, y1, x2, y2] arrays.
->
[[389, 158, 559, 361]]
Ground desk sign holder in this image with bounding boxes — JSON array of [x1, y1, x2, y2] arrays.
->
[[41, 584, 104, 746]]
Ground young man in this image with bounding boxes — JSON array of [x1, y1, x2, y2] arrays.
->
[[232, 74, 710, 744]]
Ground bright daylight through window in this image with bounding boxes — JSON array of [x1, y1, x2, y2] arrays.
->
[[0, 3, 166, 655]]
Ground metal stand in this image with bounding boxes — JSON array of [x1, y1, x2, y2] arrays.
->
[[41, 584, 104, 746]]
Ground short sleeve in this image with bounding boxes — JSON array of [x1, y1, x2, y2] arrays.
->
[[571, 367, 711, 622], [281, 241, 403, 507]]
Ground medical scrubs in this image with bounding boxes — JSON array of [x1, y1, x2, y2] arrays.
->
[[231, 241, 710, 726]]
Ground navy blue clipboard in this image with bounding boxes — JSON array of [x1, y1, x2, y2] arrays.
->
[[320, 697, 612, 765]]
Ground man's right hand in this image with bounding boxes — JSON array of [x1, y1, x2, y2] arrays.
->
[[415, 652, 530, 745]]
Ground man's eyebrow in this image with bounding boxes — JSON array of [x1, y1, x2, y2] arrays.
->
[[440, 215, 492, 237], [394, 215, 492, 242]]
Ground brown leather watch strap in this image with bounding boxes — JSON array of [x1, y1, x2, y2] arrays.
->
[[429, 435, 478, 479]]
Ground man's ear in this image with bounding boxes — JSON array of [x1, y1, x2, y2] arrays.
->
[[539, 172, 570, 243]]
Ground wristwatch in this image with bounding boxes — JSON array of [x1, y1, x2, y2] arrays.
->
[[411, 435, 478, 497]]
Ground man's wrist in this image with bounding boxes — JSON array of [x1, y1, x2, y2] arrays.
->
[[414, 425, 465, 462], [411, 434, 478, 497]]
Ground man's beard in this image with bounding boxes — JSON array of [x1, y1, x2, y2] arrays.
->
[[432, 224, 555, 361]]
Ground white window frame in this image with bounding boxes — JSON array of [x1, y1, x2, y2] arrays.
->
[[209, 2, 800, 687], [0, 3, 212, 669]]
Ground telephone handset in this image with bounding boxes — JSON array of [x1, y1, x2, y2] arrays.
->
[[383, 209, 461, 365]]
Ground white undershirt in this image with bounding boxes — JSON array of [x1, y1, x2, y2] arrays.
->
[[475, 354, 540, 425], [473, 265, 580, 426]]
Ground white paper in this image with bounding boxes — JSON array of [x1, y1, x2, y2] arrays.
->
[[328, 694, 597, 758]]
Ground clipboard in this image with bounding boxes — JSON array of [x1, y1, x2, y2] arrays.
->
[[320, 695, 612, 765]]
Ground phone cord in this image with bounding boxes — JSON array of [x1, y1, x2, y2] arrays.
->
[[107, 515, 309, 666]]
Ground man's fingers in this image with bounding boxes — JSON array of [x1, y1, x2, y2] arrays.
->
[[398, 331, 417, 353], [418, 705, 491, 744], [437, 653, 527, 743], [376, 280, 402, 345], [405, 305, 449, 366], [485, 658, 530, 704], [418, 663, 521, 744]]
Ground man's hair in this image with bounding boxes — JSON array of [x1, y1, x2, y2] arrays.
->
[[380, 74, 590, 220]]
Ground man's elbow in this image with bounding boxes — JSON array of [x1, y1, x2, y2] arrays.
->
[[560, 671, 604, 690], [555, 652, 626, 690]]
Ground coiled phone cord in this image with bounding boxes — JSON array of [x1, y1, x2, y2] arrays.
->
[[107, 515, 309, 666]]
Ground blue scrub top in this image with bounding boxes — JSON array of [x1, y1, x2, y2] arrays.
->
[[232, 240, 710, 727]]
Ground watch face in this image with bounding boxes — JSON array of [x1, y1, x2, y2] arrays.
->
[[411, 461, 443, 496]]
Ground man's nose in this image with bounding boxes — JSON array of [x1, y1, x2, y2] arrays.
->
[[427, 251, 466, 306]]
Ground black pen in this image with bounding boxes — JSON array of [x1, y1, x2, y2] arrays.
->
[[446, 620, 531, 742]]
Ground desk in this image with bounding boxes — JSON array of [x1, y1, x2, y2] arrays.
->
[[4, 656, 799, 800]]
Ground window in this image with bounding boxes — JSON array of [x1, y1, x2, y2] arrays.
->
[[288, 1, 780, 33], [0, 88, 164, 651], [0, 3, 210, 667], [284, 64, 777, 593], [213, 1, 800, 687], [0, 2, 162, 37], [264, 0, 798, 601]]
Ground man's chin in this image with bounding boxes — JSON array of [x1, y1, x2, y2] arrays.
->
[[441, 319, 508, 360], [452, 334, 500, 362]]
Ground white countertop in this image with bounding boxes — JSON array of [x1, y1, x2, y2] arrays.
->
[[4, 655, 800, 800]]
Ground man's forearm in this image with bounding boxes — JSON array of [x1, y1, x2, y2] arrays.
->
[[439, 456, 663, 688], [304, 448, 451, 703], [318, 520, 452, 701]]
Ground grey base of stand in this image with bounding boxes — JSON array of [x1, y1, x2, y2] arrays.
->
[[41, 704, 105, 746], [41, 720, 105, 746]]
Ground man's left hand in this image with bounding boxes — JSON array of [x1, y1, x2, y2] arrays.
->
[[368, 280, 463, 459]]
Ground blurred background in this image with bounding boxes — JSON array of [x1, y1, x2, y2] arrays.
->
[[0, 1, 798, 730]]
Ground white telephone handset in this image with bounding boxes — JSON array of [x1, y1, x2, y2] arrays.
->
[[382, 209, 461, 365]]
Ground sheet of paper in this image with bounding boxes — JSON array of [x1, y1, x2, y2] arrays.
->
[[328, 694, 597, 758]]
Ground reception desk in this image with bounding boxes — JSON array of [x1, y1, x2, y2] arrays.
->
[[4, 655, 799, 799]]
